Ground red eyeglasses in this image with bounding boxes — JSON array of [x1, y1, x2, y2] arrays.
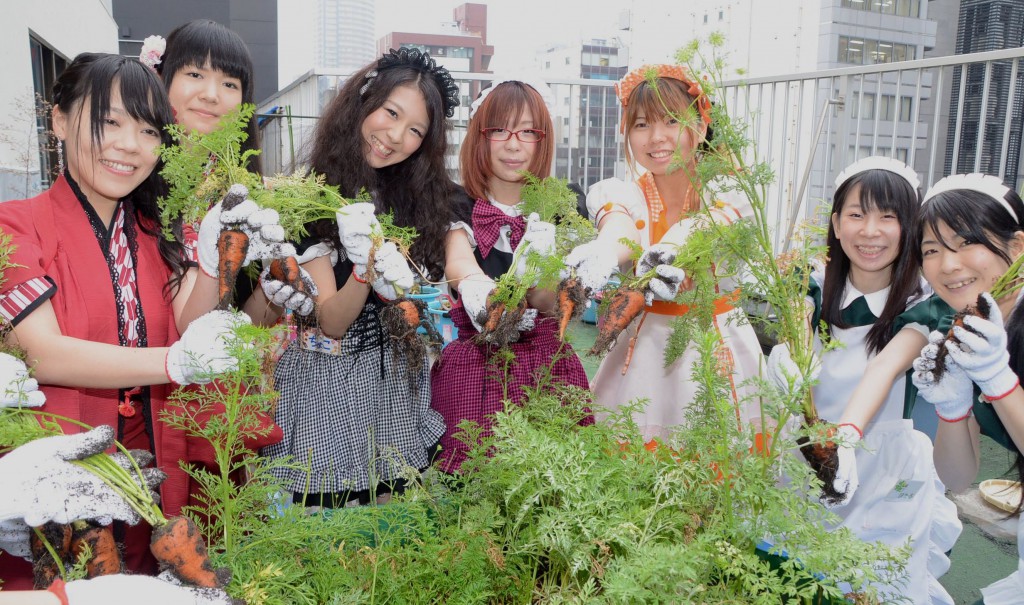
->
[[480, 128, 546, 143]]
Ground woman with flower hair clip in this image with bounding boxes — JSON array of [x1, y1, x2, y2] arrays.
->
[[260, 48, 458, 508], [766, 157, 961, 604], [430, 77, 592, 473], [564, 64, 761, 442], [909, 174, 1024, 603]]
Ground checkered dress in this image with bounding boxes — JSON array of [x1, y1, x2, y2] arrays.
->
[[430, 303, 592, 473], [263, 303, 445, 494]]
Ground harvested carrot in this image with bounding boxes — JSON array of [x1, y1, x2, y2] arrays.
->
[[589, 288, 646, 356], [30, 522, 71, 589], [394, 299, 421, 331], [150, 516, 230, 589], [268, 257, 303, 292], [482, 296, 507, 334], [70, 523, 122, 578], [933, 292, 990, 380], [556, 276, 587, 340], [216, 229, 250, 310]]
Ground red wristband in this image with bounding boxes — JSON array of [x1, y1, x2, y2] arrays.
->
[[937, 410, 972, 423], [48, 578, 70, 605], [837, 422, 863, 439], [982, 378, 1021, 403], [350, 271, 367, 285]]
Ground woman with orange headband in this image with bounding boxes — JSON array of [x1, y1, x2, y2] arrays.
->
[[564, 64, 763, 441]]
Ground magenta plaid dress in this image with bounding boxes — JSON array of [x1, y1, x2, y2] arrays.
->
[[430, 301, 592, 473]]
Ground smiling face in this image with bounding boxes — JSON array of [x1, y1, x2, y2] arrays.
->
[[920, 220, 1021, 312], [486, 106, 539, 189], [360, 84, 429, 169], [53, 86, 162, 208], [167, 63, 244, 134], [626, 111, 699, 176], [831, 184, 902, 293]]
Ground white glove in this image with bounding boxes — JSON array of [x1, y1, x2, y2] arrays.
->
[[563, 240, 618, 294], [913, 330, 975, 421], [516, 308, 539, 332], [357, 241, 415, 300], [458, 277, 497, 333], [336, 202, 381, 266], [514, 213, 557, 281], [0, 517, 31, 559], [0, 352, 44, 407], [64, 571, 238, 605], [826, 424, 861, 509], [260, 262, 318, 316], [636, 243, 686, 305], [766, 343, 819, 394], [166, 310, 250, 385], [944, 293, 1019, 399], [0, 426, 165, 529], [197, 184, 294, 277]]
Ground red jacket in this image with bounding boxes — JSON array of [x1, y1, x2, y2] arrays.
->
[[0, 176, 190, 516]]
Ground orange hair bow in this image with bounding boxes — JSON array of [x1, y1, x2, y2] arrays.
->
[[614, 64, 713, 127]]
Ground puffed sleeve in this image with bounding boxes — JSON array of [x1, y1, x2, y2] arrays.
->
[[585, 178, 646, 226], [0, 235, 56, 326], [703, 178, 755, 224]]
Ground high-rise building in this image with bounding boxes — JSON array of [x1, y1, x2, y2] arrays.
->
[[943, 0, 1024, 186], [538, 39, 629, 189], [316, 0, 374, 75], [113, 0, 279, 103]]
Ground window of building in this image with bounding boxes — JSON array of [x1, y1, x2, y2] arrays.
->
[[565, 57, 571, 65], [838, 36, 914, 65], [703, 13, 708, 24], [896, 148, 909, 163], [564, 117, 570, 126], [29, 35, 66, 188], [719, 10, 724, 20], [879, 94, 895, 121], [599, 57, 610, 66], [545, 61, 550, 69], [900, 96, 913, 121]]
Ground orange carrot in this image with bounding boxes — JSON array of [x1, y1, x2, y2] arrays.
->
[[70, 523, 122, 578], [556, 276, 585, 340], [150, 516, 229, 589], [268, 257, 302, 292], [216, 229, 250, 310], [482, 297, 507, 334], [30, 522, 71, 589], [394, 299, 421, 330], [589, 288, 646, 356]]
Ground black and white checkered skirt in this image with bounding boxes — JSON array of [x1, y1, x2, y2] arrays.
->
[[262, 307, 445, 494]]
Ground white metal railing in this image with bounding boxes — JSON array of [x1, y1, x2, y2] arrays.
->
[[257, 47, 1024, 246]]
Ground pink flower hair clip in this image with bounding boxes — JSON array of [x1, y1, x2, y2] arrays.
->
[[139, 35, 166, 73]]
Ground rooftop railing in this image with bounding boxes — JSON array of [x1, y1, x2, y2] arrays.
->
[[258, 46, 1024, 247]]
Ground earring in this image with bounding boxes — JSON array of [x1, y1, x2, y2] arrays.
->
[[56, 139, 64, 175]]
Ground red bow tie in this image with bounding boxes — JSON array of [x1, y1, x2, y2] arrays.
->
[[472, 199, 525, 258]]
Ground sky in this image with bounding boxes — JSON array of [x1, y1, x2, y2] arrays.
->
[[373, 0, 629, 72]]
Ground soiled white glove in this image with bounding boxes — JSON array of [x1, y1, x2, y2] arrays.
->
[[197, 184, 293, 277], [766, 343, 820, 394], [0, 352, 44, 407], [65, 571, 238, 605], [166, 310, 250, 385], [636, 243, 687, 304], [356, 241, 415, 300], [516, 308, 539, 333], [336, 202, 381, 266], [0, 426, 164, 529], [563, 240, 618, 294], [945, 293, 1019, 399], [913, 330, 975, 421], [514, 213, 557, 282], [458, 277, 497, 333], [261, 262, 318, 316], [825, 424, 861, 509]]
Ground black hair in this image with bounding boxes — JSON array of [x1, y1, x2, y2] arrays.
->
[[53, 53, 188, 290], [918, 187, 1024, 506], [158, 19, 261, 174], [822, 168, 922, 355], [307, 51, 455, 280]]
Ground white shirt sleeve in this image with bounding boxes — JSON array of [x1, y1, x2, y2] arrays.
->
[[585, 178, 646, 225]]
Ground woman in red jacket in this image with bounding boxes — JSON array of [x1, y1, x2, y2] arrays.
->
[[0, 53, 245, 587]]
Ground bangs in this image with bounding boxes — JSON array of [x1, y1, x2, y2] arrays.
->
[[85, 58, 173, 148], [481, 81, 551, 130], [161, 21, 253, 96], [626, 79, 694, 125], [845, 169, 918, 215], [921, 191, 1007, 257]]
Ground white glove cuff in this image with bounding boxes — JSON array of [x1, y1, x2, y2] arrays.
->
[[979, 367, 1021, 401]]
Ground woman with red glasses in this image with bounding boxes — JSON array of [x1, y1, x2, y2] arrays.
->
[[430, 77, 591, 474]]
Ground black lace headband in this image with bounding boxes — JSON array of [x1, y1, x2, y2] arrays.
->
[[360, 47, 461, 118]]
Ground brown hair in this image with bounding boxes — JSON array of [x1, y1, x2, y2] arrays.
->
[[621, 78, 707, 173], [460, 81, 554, 200]]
